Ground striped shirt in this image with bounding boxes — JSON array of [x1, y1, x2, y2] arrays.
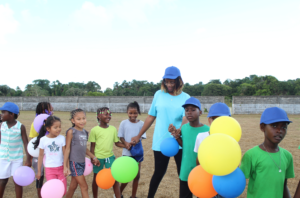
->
[[0, 121, 24, 161]]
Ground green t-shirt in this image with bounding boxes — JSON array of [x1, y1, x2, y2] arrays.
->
[[240, 146, 295, 198], [88, 125, 120, 159], [179, 123, 210, 181]]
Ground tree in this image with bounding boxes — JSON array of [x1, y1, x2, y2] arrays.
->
[[14, 86, 23, 96], [23, 84, 49, 96], [85, 81, 101, 92], [65, 87, 85, 96], [202, 84, 232, 96]]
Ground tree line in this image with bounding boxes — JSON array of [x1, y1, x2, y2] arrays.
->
[[1, 75, 300, 99]]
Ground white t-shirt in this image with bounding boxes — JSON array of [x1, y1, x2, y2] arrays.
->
[[39, 135, 66, 168], [193, 132, 210, 153]]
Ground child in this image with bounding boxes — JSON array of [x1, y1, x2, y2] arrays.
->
[[240, 107, 294, 198], [169, 97, 209, 198], [118, 101, 146, 198], [33, 116, 67, 195], [64, 109, 100, 198], [194, 102, 231, 164], [89, 107, 124, 198], [29, 102, 53, 198], [0, 102, 31, 198]]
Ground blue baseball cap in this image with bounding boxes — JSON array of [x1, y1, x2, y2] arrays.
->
[[207, 102, 231, 117], [163, 66, 181, 79], [182, 97, 201, 110], [260, 107, 292, 124], [0, 102, 19, 114]]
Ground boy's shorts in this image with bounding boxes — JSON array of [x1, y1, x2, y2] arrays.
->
[[69, 161, 85, 177], [0, 158, 23, 179], [93, 155, 115, 174]]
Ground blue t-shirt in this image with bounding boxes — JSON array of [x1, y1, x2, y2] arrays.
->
[[148, 90, 190, 151]]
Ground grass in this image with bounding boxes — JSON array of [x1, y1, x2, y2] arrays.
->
[[2, 111, 300, 198]]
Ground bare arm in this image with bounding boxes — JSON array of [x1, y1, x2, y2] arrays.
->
[[115, 141, 125, 148], [64, 129, 72, 174], [120, 137, 131, 150], [21, 124, 31, 167], [284, 179, 291, 198], [131, 115, 156, 144], [36, 148, 44, 180], [196, 157, 200, 166], [294, 180, 300, 198]]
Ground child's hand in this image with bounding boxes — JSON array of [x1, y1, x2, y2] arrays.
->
[[25, 158, 32, 167], [168, 124, 176, 133], [64, 167, 71, 177], [124, 142, 132, 150], [93, 158, 100, 167], [36, 172, 41, 180]]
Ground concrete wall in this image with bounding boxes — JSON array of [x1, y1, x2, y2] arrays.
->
[[233, 96, 300, 114], [0, 96, 225, 113]]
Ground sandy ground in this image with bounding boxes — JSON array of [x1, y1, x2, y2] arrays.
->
[[2, 111, 300, 198]]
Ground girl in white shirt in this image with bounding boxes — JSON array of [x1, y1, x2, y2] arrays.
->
[[34, 116, 67, 195]]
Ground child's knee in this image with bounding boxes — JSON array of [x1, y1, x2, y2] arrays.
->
[[0, 179, 8, 187], [79, 183, 88, 192]]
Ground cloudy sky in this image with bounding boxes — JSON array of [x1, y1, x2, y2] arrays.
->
[[1, 0, 300, 91]]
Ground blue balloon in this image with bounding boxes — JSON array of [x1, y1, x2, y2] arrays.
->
[[160, 137, 179, 157], [212, 168, 246, 198]]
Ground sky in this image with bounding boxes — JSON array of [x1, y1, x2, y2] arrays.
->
[[0, 0, 300, 91]]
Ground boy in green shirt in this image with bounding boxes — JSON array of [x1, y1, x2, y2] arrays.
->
[[240, 107, 294, 198], [169, 97, 209, 198]]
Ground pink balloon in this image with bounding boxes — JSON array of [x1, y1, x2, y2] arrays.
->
[[33, 114, 50, 133], [41, 179, 64, 198], [84, 158, 93, 176]]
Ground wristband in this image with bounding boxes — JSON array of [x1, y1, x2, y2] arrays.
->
[[93, 157, 97, 160]]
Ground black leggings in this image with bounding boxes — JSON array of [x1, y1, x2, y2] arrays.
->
[[147, 149, 182, 198]]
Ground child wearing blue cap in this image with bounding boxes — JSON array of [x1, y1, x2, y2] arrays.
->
[[240, 107, 294, 198], [169, 97, 209, 198], [0, 102, 31, 198]]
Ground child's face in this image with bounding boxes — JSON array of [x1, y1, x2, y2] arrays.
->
[[1, 110, 14, 122], [127, 107, 138, 122], [98, 110, 111, 124], [208, 116, 219, 126], [47, 121, 61, 137], [185, 105, 202, 122], [260, 122, 288, 144], [72, 112, 87, 128]]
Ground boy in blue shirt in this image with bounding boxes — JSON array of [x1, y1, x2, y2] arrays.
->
[[169, 97, 209, 198]]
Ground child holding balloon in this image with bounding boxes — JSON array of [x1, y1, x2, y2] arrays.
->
[[33, 116, 67, 195], [169, 97, 209, 198], [29, 102, 53, 198], [89, 107, 124, 198], [118, 101, 146, 198], [240, 107, 294, 198], [0, 102, 31, 198], [64, 108, 100, 198]]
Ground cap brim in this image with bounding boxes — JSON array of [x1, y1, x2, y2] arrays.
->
[[182, 104, 201, 109], [207, 113, 231, 118], [261, 119, 292, 124], [163, 75, 178, 79]]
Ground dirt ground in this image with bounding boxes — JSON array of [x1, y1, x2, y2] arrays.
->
[[2, 111, 300, 198]]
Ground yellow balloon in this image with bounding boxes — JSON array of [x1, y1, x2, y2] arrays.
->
[[198, 133, 241, 176], [210, 116, 242, 142]]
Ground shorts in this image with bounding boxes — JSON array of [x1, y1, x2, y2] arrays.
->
[[0, 158, 23, 179], [69, 161, 85, 177], [32, 157, 44, 188], [93, 155, 115, 174], [122, 155, 140, 163]]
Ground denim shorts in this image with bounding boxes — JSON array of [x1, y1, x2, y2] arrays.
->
[[69, 161, 85, 176]]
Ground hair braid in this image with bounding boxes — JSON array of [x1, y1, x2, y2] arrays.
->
[[96, 107, 111, 124]]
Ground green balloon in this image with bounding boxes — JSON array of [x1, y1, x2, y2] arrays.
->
[[111, 156, 139, 183]]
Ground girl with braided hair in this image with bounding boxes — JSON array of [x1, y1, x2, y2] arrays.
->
[[29, 102, 53, 198], [64, 108, 100, 198], [89, 107, 124, 198]]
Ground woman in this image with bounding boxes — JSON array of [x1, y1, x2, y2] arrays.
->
[[131, 66, 190, 198]]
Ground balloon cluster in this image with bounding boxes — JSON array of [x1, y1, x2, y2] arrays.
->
[[188, 116, 246, 198]]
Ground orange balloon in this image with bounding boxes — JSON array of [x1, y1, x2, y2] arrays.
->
[[96, 168, 115, 189], [188, 165, 217, 198]]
